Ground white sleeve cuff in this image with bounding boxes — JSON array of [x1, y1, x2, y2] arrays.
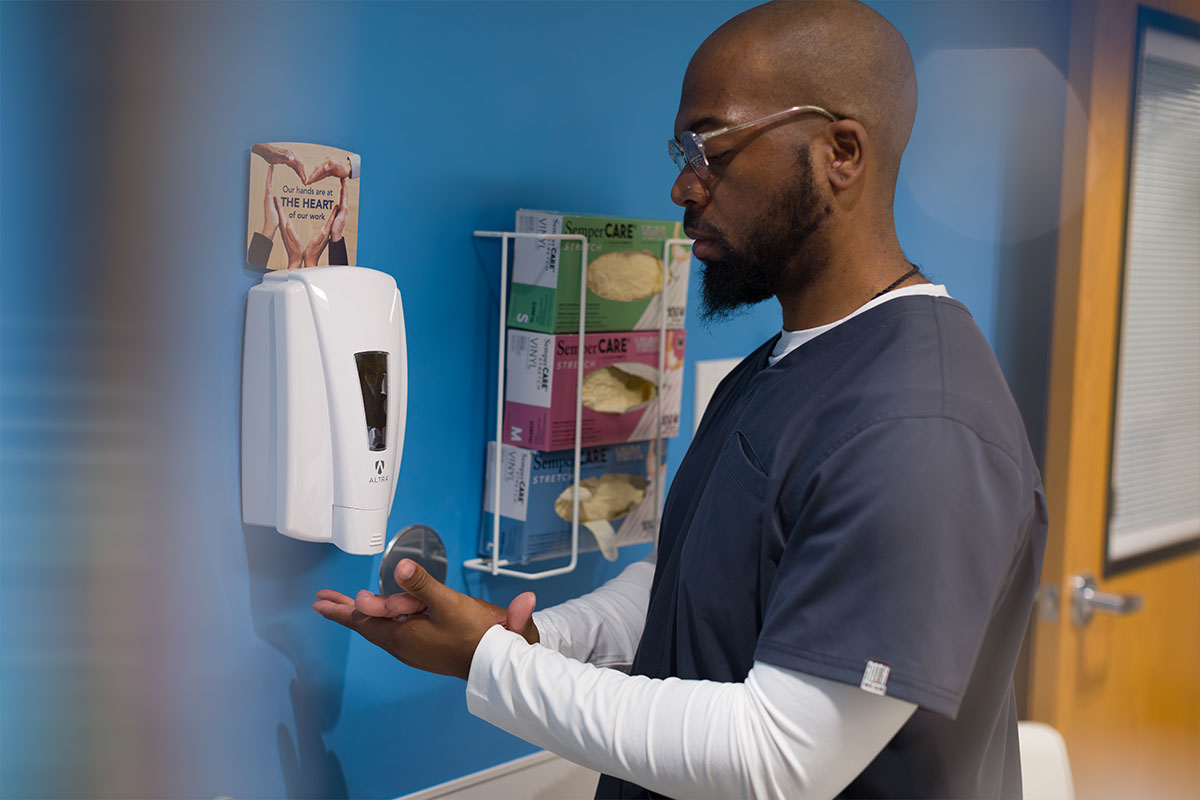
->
[[467, 624, 512, 698], [347, 153, 361, 179], [530, 609, 566, 653], [526, 558, 653, 666]]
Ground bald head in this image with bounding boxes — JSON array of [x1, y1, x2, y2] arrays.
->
[[686, 0, 917, 182]]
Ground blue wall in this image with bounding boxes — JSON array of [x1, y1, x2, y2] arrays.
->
[[0, 1, 1072, 797]]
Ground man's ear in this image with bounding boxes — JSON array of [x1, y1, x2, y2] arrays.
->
[[821, 119, 868, 191]]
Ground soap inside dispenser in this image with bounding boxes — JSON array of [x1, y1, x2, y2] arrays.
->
[[356, 351, 388, 451]]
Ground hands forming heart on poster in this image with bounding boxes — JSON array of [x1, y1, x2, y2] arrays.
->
[[267, 174, 348, 269], [304, 154, 355, 186], [251, 143, 355, 188], [252, 145, 353, 269]]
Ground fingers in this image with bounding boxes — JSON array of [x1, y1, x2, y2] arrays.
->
[[305, 158, 328, 185], [274, 196, 302, 267], [275, 198, 298, 239], [315, 588, 354, 604], [264, 173, 278, 221], [305, 156, 347, 185], [334, 180, 348, 228], [313, 579, 499, 680], [313, 590, 396, 640], [254, 144, 295, 166], [288, 157, 307, 185], [358, 589, 426, 618], [386, 592, 428, 617], [261, 167, 280, 238], [353, 589, 427, 618], [332, 183, 348, 241], [312, 600, 352, 625], [354, 589, 390, 617], [304, 230, 328, 267], [313, 589, 357, 626]]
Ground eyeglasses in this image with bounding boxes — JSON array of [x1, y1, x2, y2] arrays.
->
[[668, 104, 840, 182]]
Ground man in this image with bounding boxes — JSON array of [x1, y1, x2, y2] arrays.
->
[[314, 1, 1047, 797]]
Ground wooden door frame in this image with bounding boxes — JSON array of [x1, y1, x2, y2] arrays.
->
[[1032, 0, 1200, 723]]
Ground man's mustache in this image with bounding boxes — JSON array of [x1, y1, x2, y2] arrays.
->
[[683, 212, 725, 243]]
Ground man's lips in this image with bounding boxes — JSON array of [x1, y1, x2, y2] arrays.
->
[[685, 228, 722, 258]]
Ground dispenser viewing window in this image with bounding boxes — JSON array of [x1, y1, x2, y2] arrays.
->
[[355, 351, 388, 451]]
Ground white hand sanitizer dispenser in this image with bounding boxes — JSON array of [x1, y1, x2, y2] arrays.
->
[[241, 266, 407, 555]]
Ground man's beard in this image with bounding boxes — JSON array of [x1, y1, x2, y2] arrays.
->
[[690, 156, 832, 323]]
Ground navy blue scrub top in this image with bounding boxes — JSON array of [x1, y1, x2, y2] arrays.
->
[[596, 296, 1047, 800]]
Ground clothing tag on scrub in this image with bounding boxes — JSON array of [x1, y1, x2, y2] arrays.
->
[[860, 660, 892, 696]]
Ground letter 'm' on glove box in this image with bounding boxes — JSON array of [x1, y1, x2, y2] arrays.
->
[[241, 266, 407, 555]]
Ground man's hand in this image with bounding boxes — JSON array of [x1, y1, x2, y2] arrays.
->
[[260, 165, 279, 240], [274, 196, 303, 269], [312, 560, 539, 680], [252, 143, 308, 184], [305, 155, 352, 185]]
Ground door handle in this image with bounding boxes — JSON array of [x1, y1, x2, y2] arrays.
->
[[1070, 573, 1143, 628]]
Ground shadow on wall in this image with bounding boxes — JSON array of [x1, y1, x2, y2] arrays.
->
[[244, 524, 374, 799], [237, 251, 353, 797], [905, 46, 1086, 466], [992, 49, 1086, 469]]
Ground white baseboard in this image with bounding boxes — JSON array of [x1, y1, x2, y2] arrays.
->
[[397, 750, 600, 800]]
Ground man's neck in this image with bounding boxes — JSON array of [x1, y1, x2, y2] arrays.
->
[[772, 262, 921, 331], [776, 243, 921, 331]]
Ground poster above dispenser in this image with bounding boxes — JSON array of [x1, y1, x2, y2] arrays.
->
[[246, 142, 361, 270]]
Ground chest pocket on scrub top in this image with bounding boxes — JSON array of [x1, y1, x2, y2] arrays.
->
[[728, 430, 769, 499], [671, 429, 774, 672], [679, 429, 770, 568]]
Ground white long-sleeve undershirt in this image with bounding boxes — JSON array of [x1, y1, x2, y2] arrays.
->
[[466, 287, 954, 796], [467, 559, 916, 799], [531, 557, 656, 669], [769, 283, 950, 366]]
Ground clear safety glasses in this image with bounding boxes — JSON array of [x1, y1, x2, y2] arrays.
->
[[668, 104, 840, 182]]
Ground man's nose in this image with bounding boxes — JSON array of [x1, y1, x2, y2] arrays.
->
[[670, 168, 708, 208]]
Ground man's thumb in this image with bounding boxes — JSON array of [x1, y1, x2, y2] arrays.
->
[[505, 592, 538, 643], [394, 559, 451, 607]]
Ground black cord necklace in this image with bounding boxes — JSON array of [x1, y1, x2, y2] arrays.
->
[[870, 263, 921, 301]]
